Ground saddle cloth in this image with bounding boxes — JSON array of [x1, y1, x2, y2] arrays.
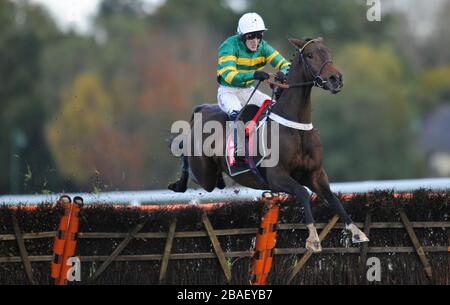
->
[[225, 99, 273, 177]]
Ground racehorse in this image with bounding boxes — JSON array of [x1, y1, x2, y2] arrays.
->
[[168, 37, 368, 252]]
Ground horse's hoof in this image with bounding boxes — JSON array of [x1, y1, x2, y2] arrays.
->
[[352, 232, 369, 243], [306, 240, 322, 253], [345, 223, 370, 243], [168, 181, 187, 193], [216, 179, 226, 190]]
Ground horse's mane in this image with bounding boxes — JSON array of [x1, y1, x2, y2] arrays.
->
[[276, 37, 315, 101]]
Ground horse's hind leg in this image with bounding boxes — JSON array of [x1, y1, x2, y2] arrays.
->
[[189, 156, 221, 192], [216, 171, 226, 190], [310, 168, 369, 243], [168, 155, 189, 193]]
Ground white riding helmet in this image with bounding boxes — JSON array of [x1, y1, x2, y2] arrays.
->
[[237, 12, 268, 36]]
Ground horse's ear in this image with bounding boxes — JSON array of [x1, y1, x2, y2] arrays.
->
[[288, 38, 305, 49]]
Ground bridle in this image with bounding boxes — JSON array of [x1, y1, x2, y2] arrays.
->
[[262, 39, 333, 131], [236, 39, 334, 122], [297, 39, 333, 88], [269, 39, 334, 89]]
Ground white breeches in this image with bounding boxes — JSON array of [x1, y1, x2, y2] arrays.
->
[[217, 85, 271, 115]]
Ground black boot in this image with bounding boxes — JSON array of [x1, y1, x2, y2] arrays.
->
[[229, 111, 247, 167]]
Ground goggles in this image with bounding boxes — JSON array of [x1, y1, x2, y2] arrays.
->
[[244, 32, 263, 40]]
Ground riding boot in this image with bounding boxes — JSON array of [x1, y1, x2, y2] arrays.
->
[[229, 111, 247, 166]]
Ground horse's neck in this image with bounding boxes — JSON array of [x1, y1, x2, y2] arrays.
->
[[273, 59, 312, 124]]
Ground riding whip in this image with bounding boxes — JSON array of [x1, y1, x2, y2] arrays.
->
[[234, 80, 262, 122]]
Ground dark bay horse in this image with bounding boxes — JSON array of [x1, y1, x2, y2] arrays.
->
[[169, 38, 368, 252]]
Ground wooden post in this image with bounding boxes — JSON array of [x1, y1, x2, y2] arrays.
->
[[202, 212, 232, 283], [159, 219, 177, 284], [399, 210, 433, 280], [90, 219, 148, 282], [12, 213, 36, 285], [287, 215, 339, 284], [359, 212, 371, 283]]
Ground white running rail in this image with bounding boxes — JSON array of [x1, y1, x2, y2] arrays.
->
[[0, 178, 449, 206]]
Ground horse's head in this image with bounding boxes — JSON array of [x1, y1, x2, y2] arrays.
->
[[288, 37, 343, 94]]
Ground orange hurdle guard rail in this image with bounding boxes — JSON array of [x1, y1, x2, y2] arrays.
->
[[51, 195, 83, 285], [250, 192, 291, 285]]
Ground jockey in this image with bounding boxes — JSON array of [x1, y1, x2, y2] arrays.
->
[[217, 12, 291, 165], [217, 12, 291, 120]]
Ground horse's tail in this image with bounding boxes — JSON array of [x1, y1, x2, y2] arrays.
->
[[168, 106, 203, 193], [167, 133, 180, 151]]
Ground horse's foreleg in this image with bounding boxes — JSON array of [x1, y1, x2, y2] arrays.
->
[[267, 169, 321, 252], [268, 170, 314, 223], [310, 168, 369, 243], [310, 168, 352, 225]]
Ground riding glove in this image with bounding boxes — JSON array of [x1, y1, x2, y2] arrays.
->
[[275, 71, 287, 83], [253, 71, 270, 81]]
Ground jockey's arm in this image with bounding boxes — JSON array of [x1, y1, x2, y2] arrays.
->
[[217, 42, 254, 87], [264, 43, 291, 75]]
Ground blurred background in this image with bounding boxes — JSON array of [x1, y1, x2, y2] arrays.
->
[[1, 0, 449, 195]]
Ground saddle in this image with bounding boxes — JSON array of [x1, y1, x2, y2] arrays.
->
[[225, 100, 273, 181]]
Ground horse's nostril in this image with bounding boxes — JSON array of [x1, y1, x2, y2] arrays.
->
[[329, 73, 343, 86], [329, 74, 339, 85]]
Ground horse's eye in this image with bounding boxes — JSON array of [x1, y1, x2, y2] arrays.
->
[[307, 53, 313, 59]]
